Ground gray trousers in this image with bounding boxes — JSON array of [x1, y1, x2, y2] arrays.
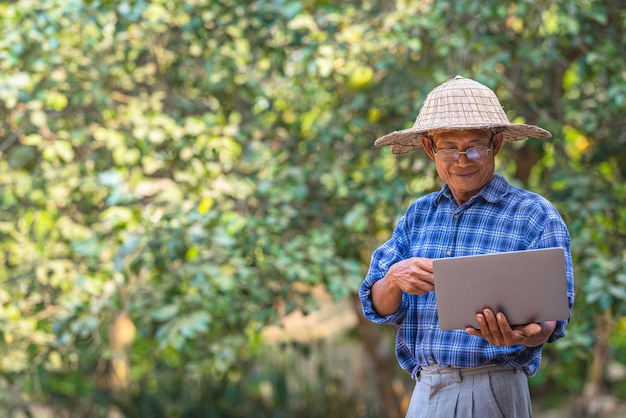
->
[[405, 364, 532, 418]]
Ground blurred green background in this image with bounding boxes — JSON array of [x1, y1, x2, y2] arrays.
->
[[1, 0, 625, 416]]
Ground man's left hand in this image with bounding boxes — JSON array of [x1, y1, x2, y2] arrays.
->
[[465, 309, 556, 347]]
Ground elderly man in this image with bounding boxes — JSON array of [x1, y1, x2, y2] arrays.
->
[[359, 76, 575, 417]]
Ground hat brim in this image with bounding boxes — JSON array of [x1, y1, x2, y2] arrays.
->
[[374, 124, 552, 155]]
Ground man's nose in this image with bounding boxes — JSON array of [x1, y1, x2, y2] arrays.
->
[[456, 152, 473, 166]]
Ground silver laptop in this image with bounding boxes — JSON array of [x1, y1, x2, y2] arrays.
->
[[432, 247, 569, 330]]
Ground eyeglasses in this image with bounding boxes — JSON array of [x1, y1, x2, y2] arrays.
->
[[431, 132, 495, 163]]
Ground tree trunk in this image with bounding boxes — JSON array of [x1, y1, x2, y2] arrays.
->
[[107, 312, 136, 391], [514, 142, 540, 186], [350, 294, 406, 418], [580, 308, 614, 416]]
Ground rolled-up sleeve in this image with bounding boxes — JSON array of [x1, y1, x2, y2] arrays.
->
[[359, 272, 409, 325], [529, 214, 575, 343], [359, 214, 412, 325]]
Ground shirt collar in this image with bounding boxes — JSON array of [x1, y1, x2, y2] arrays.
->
[[435, 174, 509, 206]]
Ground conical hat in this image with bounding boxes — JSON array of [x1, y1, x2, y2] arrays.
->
[[375, 76, 551, 154]]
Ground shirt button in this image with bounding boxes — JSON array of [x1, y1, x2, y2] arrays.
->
[[446, 250, 452, 256]]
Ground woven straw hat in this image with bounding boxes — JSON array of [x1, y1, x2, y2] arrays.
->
[[375, 75, 551, 154]]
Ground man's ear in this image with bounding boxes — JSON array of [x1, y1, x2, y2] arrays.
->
[[421, 136, 435, 160], [492, 131, 504, 155]]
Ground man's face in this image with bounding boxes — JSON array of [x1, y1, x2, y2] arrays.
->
[[421, 129, 503, 206]]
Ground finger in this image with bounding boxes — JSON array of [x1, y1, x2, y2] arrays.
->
[[420, 273, 435, 284], [417, 268, 434, 283], [483, 310, 505, 343], [521, 323, 542, 336], [476, 313, 493, 339], [423, 260, 434, 274], [495, 312, 519, 345], [483, 309, 501, 330], [402, 276, 435, 295], [465, 326, 481, 337], [414, 258, 434, 274], [412, 281, 434, 294], [496, 312, 513, 333]]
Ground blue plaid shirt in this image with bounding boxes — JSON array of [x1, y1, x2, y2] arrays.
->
[[360, 174, 575, 378]]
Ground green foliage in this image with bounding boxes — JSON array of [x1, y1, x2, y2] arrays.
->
[[1, 0, 625, 414]]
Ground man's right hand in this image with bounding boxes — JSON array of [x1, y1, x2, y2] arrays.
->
[[386, 257, 435, 295], [371, 257, 434, 316]]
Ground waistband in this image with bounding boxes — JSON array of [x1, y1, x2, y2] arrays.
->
[[418, 364, 521, 379]]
